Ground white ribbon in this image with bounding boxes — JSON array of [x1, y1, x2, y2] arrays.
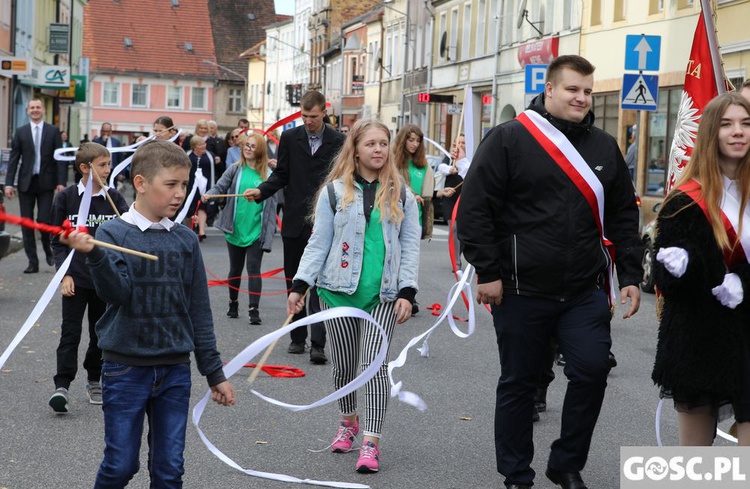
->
[[193, 307, 388, 489], [387, 265, 476, 410], [0, 177, 94, 370], [173, 166, 207, 224], [424, 137, 452, 160], [720, 187, 750, 259], [53, 129, 183, 188]]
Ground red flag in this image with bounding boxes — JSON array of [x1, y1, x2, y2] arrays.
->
[[666, 12, 726, 192]]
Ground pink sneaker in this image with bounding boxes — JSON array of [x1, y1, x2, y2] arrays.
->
[[356, 441, 380, 473], [331, 419, 359, 453]]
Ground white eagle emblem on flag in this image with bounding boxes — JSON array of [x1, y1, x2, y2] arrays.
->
[[667, 91, 701, 190]]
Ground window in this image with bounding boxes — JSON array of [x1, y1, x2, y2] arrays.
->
[[563, 0, 573, 30], [649, 0, 664, 15], [677, 0, 694, 9], [167, 86, 182, 108], [103, 82, 119, 105], [438, 13, 447, 64], [592, 93, 619, 138], [488, 0, 498, 50], [462, 3, 471, 60], [591, 0, 602, 26], [645, 88, 682, 196], [450, 8, 458, 61], [191, 87, 206, 110], [228, 88, 243, 113], [131, 84, 147, 107], [476, 0, 486, 56], [614, 0, 625, 21]]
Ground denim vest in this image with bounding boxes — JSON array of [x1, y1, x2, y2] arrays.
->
[[295, 179, 420, 301]]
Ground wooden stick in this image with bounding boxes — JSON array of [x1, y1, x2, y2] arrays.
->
[[90, 166, 121, 217], [451, 85, 469, 167], [89, 238, 159, 261], [204, 194, 243, 199], [248, 289, 310, 384], [451, 181, 464, 191]]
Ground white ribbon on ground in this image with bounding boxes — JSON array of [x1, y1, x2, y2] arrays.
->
[[387, 265, 476, 411], [193, 307, 387, 488], [0, 177, 94, 369]]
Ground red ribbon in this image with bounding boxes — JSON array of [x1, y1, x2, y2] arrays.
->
[[0, 210, 84, 238], [223, 361, 305, 378], [206, 266, 290, 296]]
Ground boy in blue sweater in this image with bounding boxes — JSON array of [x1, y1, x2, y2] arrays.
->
[[49, 142, 129, 413], [62, 139, 235, 488]]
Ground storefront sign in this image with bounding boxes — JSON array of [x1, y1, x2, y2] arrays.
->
[[517, 37, 559, 68]]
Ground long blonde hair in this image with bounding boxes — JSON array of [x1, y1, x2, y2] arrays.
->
[[667, 92, 750, 250], [322, 119, 404, 223], [236, 133, 268, 181]]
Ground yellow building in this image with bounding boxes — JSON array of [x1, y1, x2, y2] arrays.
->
[[580, 0, 750, 222]]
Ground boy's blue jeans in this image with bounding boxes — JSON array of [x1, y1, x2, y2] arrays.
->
[[94, 362, 192, 489]]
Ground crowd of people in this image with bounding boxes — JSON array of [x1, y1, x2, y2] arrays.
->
[[8, 57, 750, 489]]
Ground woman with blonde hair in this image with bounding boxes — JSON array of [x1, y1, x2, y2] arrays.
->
[[652, 92, 750, 446], [287, 119, 420, 474], [202, 133, 277, 324]]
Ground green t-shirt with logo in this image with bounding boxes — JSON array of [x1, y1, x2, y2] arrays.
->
[[226, 166, 263, 247], [408, 160, 425, 225], [318, 182, 385, 312]]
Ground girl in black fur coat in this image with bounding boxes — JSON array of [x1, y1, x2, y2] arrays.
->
[[652, 92, 750, 446]]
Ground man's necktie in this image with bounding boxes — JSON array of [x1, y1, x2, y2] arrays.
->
[[309, 134, 319, 155], [33, 125, 41, 175]]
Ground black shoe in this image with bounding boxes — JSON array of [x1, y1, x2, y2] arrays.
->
[[23, 264, 39, 274], [532, 405, 540, 422], [535, 386, 548, 412], [288, 342, 305, 354], [46, 254, 54, 266], [546, 468, 588, 489], [227, 300, 239, 318], [248, 307, 261, 325], [507, 485, 532, 489], [412, 301, 419, 315], [608, 351, 618, 368], [310, 345, 327, 364]]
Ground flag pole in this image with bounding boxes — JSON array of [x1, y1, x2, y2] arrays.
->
[[700, 0, 725, 94]]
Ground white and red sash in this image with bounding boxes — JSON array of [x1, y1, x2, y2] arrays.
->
[[516, 109, 616, 305], [677, 179, 749, 268]]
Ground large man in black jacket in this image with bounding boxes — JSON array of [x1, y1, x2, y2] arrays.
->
[[4, 99, 65, 273], [458, 55, 643, 489], [247, 91, 345, 364]]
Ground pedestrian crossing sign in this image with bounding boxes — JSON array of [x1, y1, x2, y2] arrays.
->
[[621, 73, 658, 111]]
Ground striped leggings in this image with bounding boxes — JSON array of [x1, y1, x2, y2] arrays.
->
[[321, 300, 397, 438]]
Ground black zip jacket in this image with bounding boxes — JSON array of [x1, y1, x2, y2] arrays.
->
[[51, 185, 129, 290], [457, 94, 643, 300]]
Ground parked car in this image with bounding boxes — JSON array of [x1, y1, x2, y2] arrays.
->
[[640, 203, 660, 294]]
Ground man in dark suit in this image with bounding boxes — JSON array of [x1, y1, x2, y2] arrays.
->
[[247, 91, 345, 364], [92, 122, 126, 183], [4, 98, 65, 273]]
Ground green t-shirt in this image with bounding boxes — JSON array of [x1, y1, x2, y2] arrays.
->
[[408, 160, 425, 225], [318, 183, 385, 312], [226, 166, 263, 247]]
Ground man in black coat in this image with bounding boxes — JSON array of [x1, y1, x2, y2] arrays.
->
[[4, 99, 65, 273], [247, 91, 345, 364], [458, 55, 642, 489]]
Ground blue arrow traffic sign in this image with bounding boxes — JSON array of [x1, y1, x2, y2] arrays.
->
[[622, 73, 658, 111], [624, 35, 661, 72]]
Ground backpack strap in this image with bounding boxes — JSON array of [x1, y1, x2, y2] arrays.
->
[[327, 182, 336, 214]]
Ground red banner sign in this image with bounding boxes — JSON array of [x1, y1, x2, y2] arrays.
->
[[517, 37, 559, 68]]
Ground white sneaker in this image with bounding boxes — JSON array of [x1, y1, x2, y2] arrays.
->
[[86, 381, 103, 405]]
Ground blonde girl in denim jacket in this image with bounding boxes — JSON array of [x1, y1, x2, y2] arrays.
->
[[287, 119, 421, 474]]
